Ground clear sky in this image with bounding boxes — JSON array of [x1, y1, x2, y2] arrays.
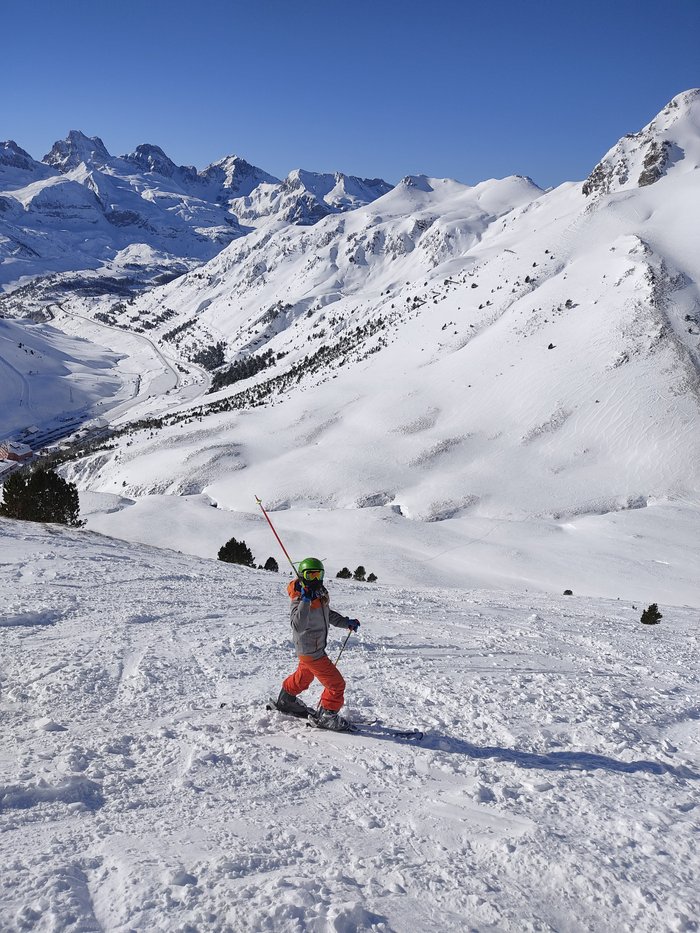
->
[[3, 0, 699, 188]]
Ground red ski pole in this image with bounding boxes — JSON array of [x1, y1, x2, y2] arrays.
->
[[255, 495, 299, 578]]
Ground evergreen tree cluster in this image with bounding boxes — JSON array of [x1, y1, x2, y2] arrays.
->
[[336, 565, 377, 582], [139, 308, 176, 331], [217, 537, 255, 567], [201, 316, 393, 413], [162, 319, 196, 342], [216, 536, 280, 572], [0, 469, 83, 526], [100, 310, 399, 443], [210, 349, 276, 392], [192, 341, 226, 371]]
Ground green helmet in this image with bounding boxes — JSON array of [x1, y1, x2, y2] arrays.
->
[[297, 557, 325, 582]]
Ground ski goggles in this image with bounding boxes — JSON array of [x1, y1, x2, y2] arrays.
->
[[302, 569, 324, 581]]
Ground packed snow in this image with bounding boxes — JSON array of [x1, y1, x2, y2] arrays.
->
[[1, 521, 698, 932]]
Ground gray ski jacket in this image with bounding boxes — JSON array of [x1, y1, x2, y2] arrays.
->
[[287, 580, 350, 660]]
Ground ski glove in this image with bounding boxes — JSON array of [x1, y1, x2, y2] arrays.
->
[[347, 619, 360, 632], [294, 581, 327, 603]]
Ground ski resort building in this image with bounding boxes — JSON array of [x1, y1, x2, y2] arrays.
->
[[0, 440, 33, 462]]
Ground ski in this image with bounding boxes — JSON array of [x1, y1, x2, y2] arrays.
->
[[347, 723, 424, 741], [306, 717, 423, 741], [265, 699, 419, 738]]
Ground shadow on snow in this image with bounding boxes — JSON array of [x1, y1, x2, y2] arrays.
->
[[418, 733, 699, 780]]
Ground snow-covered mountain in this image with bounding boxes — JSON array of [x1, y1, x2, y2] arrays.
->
[[1, 519, 698, 932], [35, 90, 697, 605], [2, 90, 700, 606], [229, 168, 393, 227], [0, 131, 392, 309], [582, 88, 700, 196], [43, 131, 113, 172]]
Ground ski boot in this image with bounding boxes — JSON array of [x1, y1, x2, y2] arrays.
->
[[275, 689, 310, 718], [314, 707, 352, 732]]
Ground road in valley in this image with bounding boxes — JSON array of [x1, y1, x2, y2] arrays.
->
[[54, 304, 212, 426]]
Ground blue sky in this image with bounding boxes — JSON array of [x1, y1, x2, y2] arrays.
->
[[3, 0, 699, 187]]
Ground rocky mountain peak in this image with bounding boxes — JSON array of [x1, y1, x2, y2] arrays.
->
[[583, 88, 700, 198], [399, 175, 435, 192], [1, 140, 58, 189], [123, 143, 181, 178], [198, 155, 279, 198], [42, 131, 111, 173], [281, 169, 393, 212], [0, 140, 35, 169], [658, 87, 700, 119]]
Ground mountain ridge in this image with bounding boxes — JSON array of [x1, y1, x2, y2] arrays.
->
[[582, 88, 700, 196], [0, 131, 394, 302]]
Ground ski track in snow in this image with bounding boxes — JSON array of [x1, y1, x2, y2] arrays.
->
[[1, 522, 699, 932]]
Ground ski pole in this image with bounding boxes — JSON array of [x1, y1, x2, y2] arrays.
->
[[333, 630, 353, 667], [255, 495, 299, 578]]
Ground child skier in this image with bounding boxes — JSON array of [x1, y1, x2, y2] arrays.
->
[[275, 557, 360, 731]]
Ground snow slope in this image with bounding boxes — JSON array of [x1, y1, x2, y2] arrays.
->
[[0, 316, 121, 439], [55, 91, 700, 605], [1, 520, 698, 932]]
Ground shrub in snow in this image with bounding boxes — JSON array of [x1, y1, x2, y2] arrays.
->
[[641, 603, 663, 625], [353, 566, 366, 581], [217, 537, 255, 567], [367, 573, 378, 583], [0, 468, 83, 526], [336, 567, 352, 579], [563, 589, 573, 596], [263, 556, 279, 572]]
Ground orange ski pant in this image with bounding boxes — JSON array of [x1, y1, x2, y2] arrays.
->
[[283, 654, 346, 711]]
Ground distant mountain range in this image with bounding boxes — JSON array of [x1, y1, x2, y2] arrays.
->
[[0, 130, 392, 304]]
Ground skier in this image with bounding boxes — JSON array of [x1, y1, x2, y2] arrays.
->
[[275, 557, 360, 731]]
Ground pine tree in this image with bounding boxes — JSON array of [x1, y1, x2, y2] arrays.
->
[[367, 572, 378, 583], [218, 536, 255, 567], [0, 469, 82, 526], [263, 556, 279, 572], [336, 567, 352, 579], [640, 603, 662, 625], [0, 473, 29, 520], [353, 565, 366, 581]]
